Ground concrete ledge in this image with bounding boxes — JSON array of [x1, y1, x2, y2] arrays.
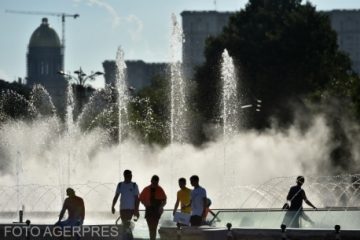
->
[[159, 226, 360, 240]]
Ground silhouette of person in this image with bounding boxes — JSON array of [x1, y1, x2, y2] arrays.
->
[[173, 177, 192, 215], [56, 188, 85, 228], [111, 169, 140, 236], [189, 175, 207, 226], [139, 175, 167, 240], [173, 177, 192, 226], [283, 176, 317, 228]]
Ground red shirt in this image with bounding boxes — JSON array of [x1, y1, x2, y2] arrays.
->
[[139, 185, 166, 207]]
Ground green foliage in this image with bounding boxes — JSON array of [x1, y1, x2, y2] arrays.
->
[[72, 84, 96, 119], [133, 76, 170, 145], [30, 85, 56, 117], [77, 77, 170, 145], [352, 78, 360, 119], [0, 90, 35, 122], [0, 79, 31, 97], [0, 80, 33, 122], [195, 0, 359, 129], [77, 86, 117, 134]]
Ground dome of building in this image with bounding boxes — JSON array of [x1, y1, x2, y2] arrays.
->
[[29, 18, 61, 48]]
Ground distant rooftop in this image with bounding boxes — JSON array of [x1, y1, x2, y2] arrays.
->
[[181, 10, 234, 15], [29, 18, 61, 48]]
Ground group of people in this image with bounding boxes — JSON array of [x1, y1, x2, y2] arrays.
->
[[110, 171, 166, 240], [55, 173, 317, 240], [110, 170, 210, 240]]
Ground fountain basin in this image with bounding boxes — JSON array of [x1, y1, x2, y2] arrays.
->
[[159, 227, 359, 240], [159, 208, 360, 240]]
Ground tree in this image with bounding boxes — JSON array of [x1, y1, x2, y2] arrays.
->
[[195, 0, 358, 129], [0, 80, 33, 122], [72, 84, 96, 119], [134, 76, 170, 145], [0, 79, 30, 98]]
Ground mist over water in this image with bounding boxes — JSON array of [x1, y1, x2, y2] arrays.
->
[[2, 113, 357, 212]]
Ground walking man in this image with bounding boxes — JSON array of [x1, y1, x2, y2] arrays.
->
[[111, 170, 140, 235], [189, 175, 207, 226], [283, 176, 317, 228], [139, 175, 167, 240]]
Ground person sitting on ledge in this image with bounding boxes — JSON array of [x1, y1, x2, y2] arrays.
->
[[173, 178, 191, 214], [56, 188, 85, 228]]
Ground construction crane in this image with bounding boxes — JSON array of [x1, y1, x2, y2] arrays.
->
[[5, 10, 79, 58]]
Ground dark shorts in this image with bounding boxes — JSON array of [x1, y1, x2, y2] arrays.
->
[[190, 215, 202, 226], [120, 209, 135, 221], [145, 207, 162, 219], [56, 219, 82, 228]]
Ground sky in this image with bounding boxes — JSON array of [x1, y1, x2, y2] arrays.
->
[[1, 0, 360, 88]]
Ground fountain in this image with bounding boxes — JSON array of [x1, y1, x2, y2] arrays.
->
[[220, 49, 240, 189], [220, 49, 239, 139], [170, 13, 187, 144], [65, 83, 75, 134], [115, 47, 130, 142], [30, 85, 56, 118], [115, 46, 130, 181]]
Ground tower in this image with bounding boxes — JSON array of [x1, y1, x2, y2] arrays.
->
[[27, 18, 66, 114], [181, 11, 233, 80]]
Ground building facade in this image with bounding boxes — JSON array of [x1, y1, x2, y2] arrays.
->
[[102, 60, 117, 86], [328, 10, 360, 74], [181, 11, 233, 80], [102, 60, 168, 91], [27, 18, 66, 114]]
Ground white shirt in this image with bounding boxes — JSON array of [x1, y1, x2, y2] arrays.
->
[[116, 182, 139, 210], [191, 186, 206, 216]]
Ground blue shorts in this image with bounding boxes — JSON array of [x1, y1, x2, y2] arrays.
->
[[57, 219, 82, 227]]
